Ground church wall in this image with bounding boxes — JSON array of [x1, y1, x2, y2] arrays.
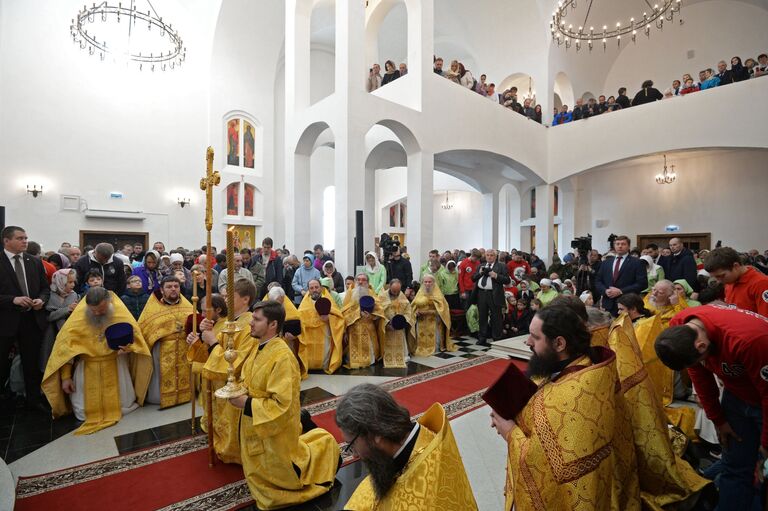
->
[[573, 149, 768, 253], [0, 0, 220, 252]]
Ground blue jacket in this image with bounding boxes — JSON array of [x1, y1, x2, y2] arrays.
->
[[700, 76, 720, 90], [132, 265, 163, 294], [554, 111, 573, 125], [121, 290, 150, 320], [292, 265, 321, 298], [595, 255, 648, 316]]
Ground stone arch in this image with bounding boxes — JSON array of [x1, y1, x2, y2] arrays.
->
[[365, 0, 408, 71], [553, 71, 575, 110], [581, 91, 595, 102], [498, 73, 536, 102]]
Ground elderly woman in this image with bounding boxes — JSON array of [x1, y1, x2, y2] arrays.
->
[[673, 279, 701, 307], [640, 255, 665, 294], [536, 278, 559, 307]]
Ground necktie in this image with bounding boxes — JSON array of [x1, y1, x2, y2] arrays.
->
[[612, 256, 623, 284], [481, 264, 490, 288], [13, 255, 29, 296]]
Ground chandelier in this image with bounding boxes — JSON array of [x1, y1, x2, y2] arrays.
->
[[655, 154, 677, 184], [70, 1, 186, 71], [441, 191, 454, 210], [551, 0, 682, 52]]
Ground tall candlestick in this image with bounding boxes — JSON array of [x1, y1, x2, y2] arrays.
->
[[226, 226, 235, 320]]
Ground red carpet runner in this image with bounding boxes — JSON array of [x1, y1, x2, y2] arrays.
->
[[15, 355, 521, 511]]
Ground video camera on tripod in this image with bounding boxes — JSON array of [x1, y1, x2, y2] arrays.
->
[[379, 233, 400, 264], [571, 234, 592, 265]]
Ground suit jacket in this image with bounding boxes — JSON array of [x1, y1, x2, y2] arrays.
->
[[658, 248, 699, 292], [470, 261, 511, 306], [595, 255, 647, 315], [0, 252, 51, 334]]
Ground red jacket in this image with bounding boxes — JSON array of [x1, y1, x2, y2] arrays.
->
[[506, 260, 531, 282], [671, 305, 768, 446], [725, 266, 768, 317], [458, 258, 480, 294]]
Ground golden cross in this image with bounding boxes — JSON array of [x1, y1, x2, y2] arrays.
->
[[200, 146, 221, 232]]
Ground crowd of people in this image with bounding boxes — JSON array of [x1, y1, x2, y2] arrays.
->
[[368, 50, 767, 128], [5, 222, 768, 509]]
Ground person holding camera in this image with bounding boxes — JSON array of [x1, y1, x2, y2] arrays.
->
[[470, 249, 510, 346]]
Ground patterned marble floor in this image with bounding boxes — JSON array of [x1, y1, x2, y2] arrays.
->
[[3, 336, 506, 510]]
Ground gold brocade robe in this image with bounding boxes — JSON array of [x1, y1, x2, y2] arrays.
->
[[378, 290, 416, 368], [505, 348, 641, 511], [200, 312, 254, 464], [341, 288, 386, 368], [238, 337, 339, 510], [187, 317, 227, 439], [590, 325, 610, 348], [609, 315, 709, 510], [42, 293, 153, 435], [297, 290, 345, 376], [138, 293, 194, 408], [641, 297, 696, 436], [411, 287, 455, 357], [345, 403, 478, 511]]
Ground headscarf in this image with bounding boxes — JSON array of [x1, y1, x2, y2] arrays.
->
[[51, 268, 76, 295], [673, 279, 694, 297], [365, 251, 381, 272], [57, 252, 71, 269], [302, 253, 315, 265], [640, 255, 661, 277], [144, 249, 161, 265]]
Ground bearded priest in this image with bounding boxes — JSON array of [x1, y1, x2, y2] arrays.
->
[[337, 383, 477, 510], [297, 279, 345, 375], [229, 300, 340, 510], [139, 276, 194, 408], [42, 286, 152, 434], [378, 278, 415, 367], [341, 274, 386, 368], [412, 275, 455, 357]]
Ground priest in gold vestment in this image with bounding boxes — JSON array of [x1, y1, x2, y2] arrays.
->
[[491, 306, 641, 511], [377, 279, 415, 367], [43, 287, 152, 435], [411, 275, 455, 357], [341, 274, 386, 368], [297, 279, 345, 375], [228, 301, 340, 510], [187, 280, 256, 464], [606, 313, 709, 509], [336, 383, 477, 511], [138, 276, 194, 408], [644, 280, 688, 328]]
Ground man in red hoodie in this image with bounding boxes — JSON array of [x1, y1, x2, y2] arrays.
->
[[705, 247, 768, 316], [457, 249, 481, 310], [655, 304, 768, 509], [506, 252, 531, 284]]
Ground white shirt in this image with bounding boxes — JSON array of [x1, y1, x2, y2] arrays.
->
[[477, 263, 495, 290], [612, 253, 628, 276], [5, 249, 28, 293], [394, 423, 420, 459]]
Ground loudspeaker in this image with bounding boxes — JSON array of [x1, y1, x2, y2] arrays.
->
[[0, 206, 5, 231], [354, 210, 364, 268]]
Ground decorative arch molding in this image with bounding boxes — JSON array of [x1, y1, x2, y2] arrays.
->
[[366, 118, 421, 155], [294, 121, 335, 156]]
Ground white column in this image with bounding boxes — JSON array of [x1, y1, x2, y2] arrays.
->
[[406, 150, 434, 274], [508, 187, 522, 250], [410, 0, 434, 105], [534, 184, 555, 266], [482, 191, 500, 249], [284, 0, 312, 251], [559, 179, 577, 256]]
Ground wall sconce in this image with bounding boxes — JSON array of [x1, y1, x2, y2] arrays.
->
[[177, 197, 190, 208], [27, 185, 43, 198]]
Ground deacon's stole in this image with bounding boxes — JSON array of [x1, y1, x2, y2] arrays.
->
[[138, 294, 194, 408]]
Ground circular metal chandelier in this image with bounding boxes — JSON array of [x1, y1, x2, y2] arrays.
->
[[70, 1, 186, 71], [655, 155, 677, 184], [550, 0, 682, 52]]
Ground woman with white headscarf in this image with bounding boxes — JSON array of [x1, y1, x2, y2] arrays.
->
[[640, 254, 665, 294], [364, 251, 387, 294]]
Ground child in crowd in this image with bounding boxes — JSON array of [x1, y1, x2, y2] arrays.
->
[[508, 299, 534, 337], [530, 298, 543, 312], [42, 269, 79, 370], [121, 275, 150, 320], [81, 269, 104, 297]]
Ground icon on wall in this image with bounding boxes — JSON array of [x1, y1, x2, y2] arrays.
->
[[229, 225, 256, 250], [389, 205, 397, 227], [399, 202, 406, 228], [227, 119, 240, 166], [226, 182, 239, 216], [243, 121, 255, 169], [244, 183, 255, 217]]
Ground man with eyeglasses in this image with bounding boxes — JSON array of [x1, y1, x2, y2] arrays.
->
[[336, 384, 477, 509]]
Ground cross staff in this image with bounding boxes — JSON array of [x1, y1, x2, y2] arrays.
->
[[199, 146, 220, 468]]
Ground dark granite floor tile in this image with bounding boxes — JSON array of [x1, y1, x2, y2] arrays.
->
[[6, 427, 51, 453], [51, 415, 80, 439], [433, 352, 460, 359], [4, 442, 47, 463], [0, 424, 11, 440], [114, 428, 160, 454], [300, 387, 335, 406], [461, 353, 482, 359], [153, 419, 198, 443], [0, 437, 9, 460]]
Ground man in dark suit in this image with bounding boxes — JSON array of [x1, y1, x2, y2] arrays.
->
[[658, 237, 699, 292], [595, 235, 648, 316], [0, 226, 50, 409], [471, 249, 511, 345]]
